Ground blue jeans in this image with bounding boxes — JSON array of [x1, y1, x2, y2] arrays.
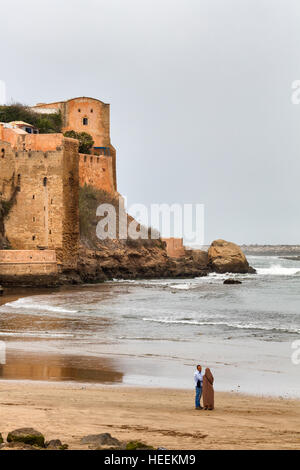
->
[[195, 385, 202, 408]]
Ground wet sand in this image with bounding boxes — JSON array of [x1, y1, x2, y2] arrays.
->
[[0, 287, 59, 307], [0, 381, 299, 450]]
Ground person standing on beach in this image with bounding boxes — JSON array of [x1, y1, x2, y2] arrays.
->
[[194, 365, 203, 410], [203, 367, 214, 410]]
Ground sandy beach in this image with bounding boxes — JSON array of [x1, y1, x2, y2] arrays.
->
[[0, 381, 299, 450]]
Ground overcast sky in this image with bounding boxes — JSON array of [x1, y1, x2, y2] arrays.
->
[[1, 0, 300, 244]]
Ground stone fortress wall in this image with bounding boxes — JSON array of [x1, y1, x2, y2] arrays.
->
[[162, 238, 186, 258], [0, 96, 118, 280], [32, 97, 117, 193], [0, 250, 57, 276], [0, 128, 79, 270]]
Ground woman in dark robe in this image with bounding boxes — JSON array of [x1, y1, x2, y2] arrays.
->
[[203, 368, 214, 410]]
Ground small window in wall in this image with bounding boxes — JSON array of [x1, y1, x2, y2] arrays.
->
[[43, 177, 47, 187], [1, 148, 5, 158], [83, 117, 88, 125], [78, 108, 81, 112], [32, 195, 35, 199], [32, 235, 36, 241], [33, 217, 36, 222], [91, 109, 93, 113]]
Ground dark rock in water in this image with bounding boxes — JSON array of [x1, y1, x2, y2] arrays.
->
[[45, 439, 68, 450], [224, 279, 242, 285], [248, 266, 256, 274], [80, 433, 121, 447], [7, 428, 45, 447]]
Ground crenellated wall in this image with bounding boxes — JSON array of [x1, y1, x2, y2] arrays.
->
[[79, 153, 114, 193]]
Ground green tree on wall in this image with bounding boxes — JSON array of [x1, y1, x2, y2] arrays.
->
[[64, 130, 94, 154]]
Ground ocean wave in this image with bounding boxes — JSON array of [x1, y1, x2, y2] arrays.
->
[[1, 297, 78, 314], [169, 283, 191, 290], [142, 317, 300, 334], [256, 265, 300, 276]]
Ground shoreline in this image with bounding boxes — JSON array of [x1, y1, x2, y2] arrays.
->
[[0, 280, 299, 400], [0, 345, 299, 399], [0, 381, 299, 449]]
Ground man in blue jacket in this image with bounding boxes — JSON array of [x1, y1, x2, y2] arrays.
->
[[194, 364, 203, 409]]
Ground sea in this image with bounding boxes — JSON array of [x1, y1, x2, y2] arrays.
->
[[0, 255, 299, 397]]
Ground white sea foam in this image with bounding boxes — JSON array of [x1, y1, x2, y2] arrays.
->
[[142, 317, 300, 334], [256, 265, 300, 276], [169, 283, 191, 290], [2, 297, 78, 314]]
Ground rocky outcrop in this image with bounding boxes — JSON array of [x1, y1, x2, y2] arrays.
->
[[77, 242, 208, 282], [208, 239, 255, 274]]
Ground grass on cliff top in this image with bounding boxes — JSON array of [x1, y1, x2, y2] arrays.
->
[[0, 103, 62, 134], [79, 185, 164, 250]]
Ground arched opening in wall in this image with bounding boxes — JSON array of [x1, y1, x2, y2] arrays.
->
[[43, 177, 47, 187], [83, 117, 88, 126]]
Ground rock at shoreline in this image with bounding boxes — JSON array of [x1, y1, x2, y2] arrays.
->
[[126, 440, 155, 450], [7, 428, 45, 447], [80, 433, 121, 448], [45, 439, 68, 450], [224, 279, 242, 285], [208, 240, 255, 274]]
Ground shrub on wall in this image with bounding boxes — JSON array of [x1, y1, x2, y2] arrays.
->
[[79, 184, 163, 250], [64, 130, 94, 154], [0, 103, 62, 134]]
